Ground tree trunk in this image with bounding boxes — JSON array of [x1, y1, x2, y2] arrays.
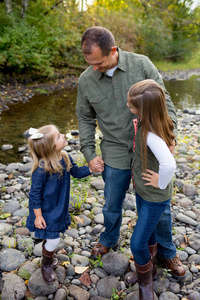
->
[[5, 0, 12, 13], [21, 0, 28, 18]]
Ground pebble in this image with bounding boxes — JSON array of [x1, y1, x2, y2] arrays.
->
[[0, 111, 200, 299]]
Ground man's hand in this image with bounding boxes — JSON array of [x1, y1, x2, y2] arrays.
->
[[89, 156, 104, 172], [142, 169, 159, 188]]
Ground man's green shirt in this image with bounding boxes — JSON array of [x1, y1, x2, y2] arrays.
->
[[76, 48, 178, 170]]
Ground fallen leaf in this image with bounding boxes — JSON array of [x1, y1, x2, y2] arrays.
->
[[58, 248, 67, 255], [79, 272, 91, 286], [196, 265, 200, 270], [62, 261, 70, 267], [15, 221, 22, 227], [74, 266, 89, 274], [8, 173, 13, 179], [180, 242, 186, 249], [184, 234, 188, 243], [73, 215, 84, 224], [25, 280, 29, 286]]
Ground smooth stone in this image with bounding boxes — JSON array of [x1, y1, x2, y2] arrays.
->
[[5, 162, 18, 171], [176, 213, 198, 226], [0, 248, 26, 271], [188, 234, 200, 251], [183, 183, 197, 197], [94, 213, 104, 225], [3, 200, 20, 213], [97, 276, 120, 298], [1, 236, 16, 248], [28, 269, 59, 296], [123, 193, 136, 210], [68, 284, 90, 300], [159, 291, 179, 300], [102, 252, 129, 276], [71, 254, 89, 266], [90, 179, 105, 191], [1, 273, 27, 300], [0, 223, 13, 235]]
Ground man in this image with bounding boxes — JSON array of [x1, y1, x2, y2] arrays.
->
[[76, 26, 185, 280]]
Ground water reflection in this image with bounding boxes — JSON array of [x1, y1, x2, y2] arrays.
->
[[0, 89, 79, 164], [0, 75, 200, 164], [164, 75, 200, 110]]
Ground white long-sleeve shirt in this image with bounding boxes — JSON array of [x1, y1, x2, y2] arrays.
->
[[147, 132, 176, 189]]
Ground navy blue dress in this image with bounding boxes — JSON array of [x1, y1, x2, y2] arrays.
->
[[26, 155, 91, 239]]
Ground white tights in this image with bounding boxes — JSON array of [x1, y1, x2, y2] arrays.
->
[[44, 238, 60, 252]]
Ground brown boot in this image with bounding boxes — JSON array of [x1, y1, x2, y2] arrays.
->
[[125, 243, 157, 286], [42, 240, 58, 269], [41, 245, 57, 283], [135, 260, 154, 300]]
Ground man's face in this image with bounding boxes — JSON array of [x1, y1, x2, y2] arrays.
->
[[83, 45, 118, 73]]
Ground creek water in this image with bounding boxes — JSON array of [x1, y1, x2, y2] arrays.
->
[[0, 75, 200, 164]]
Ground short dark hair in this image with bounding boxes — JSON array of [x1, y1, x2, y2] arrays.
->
[[81, 26, 115, 57]]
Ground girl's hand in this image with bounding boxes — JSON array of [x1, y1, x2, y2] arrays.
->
[[142, 169, 159, 188], [34, 215, 46, 229]]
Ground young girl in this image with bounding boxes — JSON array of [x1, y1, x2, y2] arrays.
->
[[126, 80, 176, 300], [26, 125, 92, 283]]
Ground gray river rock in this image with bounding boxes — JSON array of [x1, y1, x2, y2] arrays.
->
[[0, 111, 200, 299]]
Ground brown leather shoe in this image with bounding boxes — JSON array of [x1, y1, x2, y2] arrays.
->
[[163, 254, 185, 279], [91, 242, 110, 256]]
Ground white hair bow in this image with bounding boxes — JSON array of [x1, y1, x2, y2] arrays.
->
[[29, 127, 44, 140]]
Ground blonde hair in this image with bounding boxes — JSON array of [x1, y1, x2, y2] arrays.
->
[[28, 125, 71, 174], [128, 79, 175, 171]]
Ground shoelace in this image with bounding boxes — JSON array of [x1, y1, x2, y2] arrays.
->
[[169, 256, 181, 266]]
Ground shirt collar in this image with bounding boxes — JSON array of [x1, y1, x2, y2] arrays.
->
[[93, 47, 126, 80]]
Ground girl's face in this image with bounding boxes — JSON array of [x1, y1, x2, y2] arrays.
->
[[52, 127, 68, 153], [127, 96, 139, 116]]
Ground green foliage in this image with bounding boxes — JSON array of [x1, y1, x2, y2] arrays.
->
[[89, 255, 104, 268], [0, 0, 199, 78], [0, 0, 83, 77], [18, 265, 32, 279], [111, 288, 126, 300]]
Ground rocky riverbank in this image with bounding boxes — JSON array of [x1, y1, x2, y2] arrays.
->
[[0, 111, 200, 300], [0, 69, 200, 116]]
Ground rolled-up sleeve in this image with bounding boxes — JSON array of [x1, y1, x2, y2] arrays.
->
[[76, 79, 98, 163]]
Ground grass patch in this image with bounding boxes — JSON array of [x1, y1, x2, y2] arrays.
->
[[153, 47, 200, 72]]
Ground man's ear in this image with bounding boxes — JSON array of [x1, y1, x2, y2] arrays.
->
[[111, 46, 117, 55]]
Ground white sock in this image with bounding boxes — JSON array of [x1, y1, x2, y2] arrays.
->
[[45, 238, 60, 252]]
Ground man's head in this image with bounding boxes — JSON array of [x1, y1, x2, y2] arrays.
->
[[81, 26, 115, 56], [81, 26, 118, 73]]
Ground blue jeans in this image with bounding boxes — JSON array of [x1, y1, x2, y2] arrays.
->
[[99, 165, 176, 260], [99, 164, 132, 248], [156, 200, 177, 259], [131, 193, 174, 265]]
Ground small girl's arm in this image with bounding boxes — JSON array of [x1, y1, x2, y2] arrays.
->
[[142, 132, 176, 189], [34, 208, 46, 229]]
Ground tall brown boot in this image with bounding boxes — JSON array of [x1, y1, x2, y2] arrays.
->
[[42, 240, 58, 269], [135, 260, 154, 300], [125, 243, 157, 286], [41, 245, 57, 283]]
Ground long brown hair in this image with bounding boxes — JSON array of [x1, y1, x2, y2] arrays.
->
[[128, 79, 175, 171], [28, 125, 71, 174]]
